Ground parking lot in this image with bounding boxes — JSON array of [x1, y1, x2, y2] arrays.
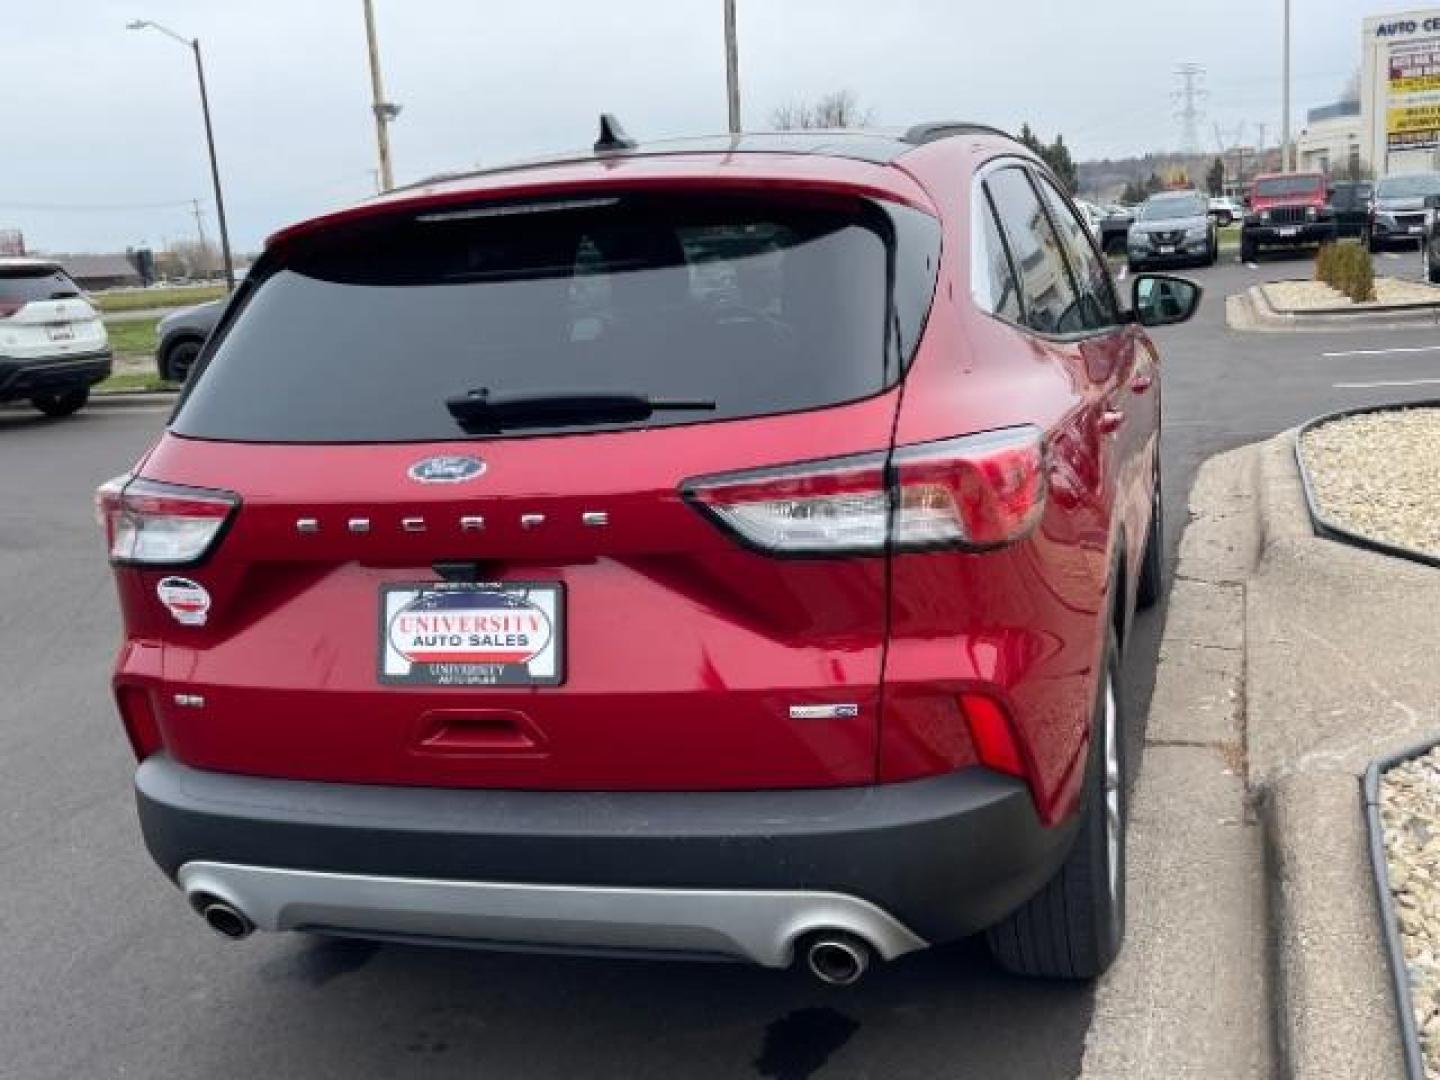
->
[[4, 246, 1440, 1079]]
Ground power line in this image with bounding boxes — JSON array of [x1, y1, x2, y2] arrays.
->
[[1173, 63, 1208, 155]]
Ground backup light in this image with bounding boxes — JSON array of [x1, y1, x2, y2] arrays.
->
[[685, 427, 1047, 556], [97, 475, 239, 565]]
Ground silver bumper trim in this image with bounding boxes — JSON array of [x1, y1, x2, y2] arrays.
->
[[177, 861, 928, 968]]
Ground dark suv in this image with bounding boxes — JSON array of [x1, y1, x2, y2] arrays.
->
[[99, 121, 1198, 984]]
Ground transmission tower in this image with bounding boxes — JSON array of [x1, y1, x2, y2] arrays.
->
[[1173, 63, 1208, 156]]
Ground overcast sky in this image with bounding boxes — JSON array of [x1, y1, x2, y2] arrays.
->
[[2, 0, 1426, 254]]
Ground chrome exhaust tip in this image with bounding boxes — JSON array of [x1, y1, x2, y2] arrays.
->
[[193, 894, 254, 940], [805, 934, 871, 986]]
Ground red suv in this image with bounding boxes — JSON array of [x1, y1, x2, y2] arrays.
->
[[99, 121, 1197, 984]]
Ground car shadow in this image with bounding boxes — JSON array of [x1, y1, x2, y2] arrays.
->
[[158, 932, 1092, 1078]]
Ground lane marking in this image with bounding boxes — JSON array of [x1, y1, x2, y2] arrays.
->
[[1333, 377, 1440, 389], [1322, 344, 1440, 358]]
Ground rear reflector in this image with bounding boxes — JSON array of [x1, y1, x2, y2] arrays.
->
[[684, 427, 1046, 555], [115, 685, 163, 760], [96, 475, 239, 566], [959, 692, 1026, 778]]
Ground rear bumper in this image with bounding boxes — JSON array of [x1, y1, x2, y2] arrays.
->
[[0, 349, 111, 401], [136, 754, 1078, 964]]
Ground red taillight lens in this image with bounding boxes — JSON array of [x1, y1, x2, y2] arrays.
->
[[684, 427, 1046, 555], [959, 692, 1026, 778], [0, 300, 23, 319], [96, 475, 239, 565]]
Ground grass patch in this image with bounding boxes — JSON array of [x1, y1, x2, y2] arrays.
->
[[91, 285, 225, 314], [104, 318, 159, 358], [94, 371, 177, 394]]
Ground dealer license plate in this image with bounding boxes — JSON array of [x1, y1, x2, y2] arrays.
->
[[1276, 227, 1299, 238], [379, 581, 565, 687], [1158, 244, 1176, 255]]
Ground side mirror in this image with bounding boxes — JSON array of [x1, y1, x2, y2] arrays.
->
[[1133, 274, 1202, 328], [1242, 194, 1252, 208]]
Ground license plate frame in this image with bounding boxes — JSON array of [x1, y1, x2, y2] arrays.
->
[[1158, 244, 1176, 255], [45, 324, 74, 342], [1276, 226, 1299, 238], [379, 581, 565, 687]]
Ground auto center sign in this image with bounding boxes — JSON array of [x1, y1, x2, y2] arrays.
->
[[1363, 9, 1440, 170]]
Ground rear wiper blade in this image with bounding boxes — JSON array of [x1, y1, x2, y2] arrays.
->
[[445, 388, 716, 431]]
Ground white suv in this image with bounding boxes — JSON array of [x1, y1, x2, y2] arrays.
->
[[0, 258, 111, 416]]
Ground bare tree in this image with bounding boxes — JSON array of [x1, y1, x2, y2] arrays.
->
[[770, 90, 872, 130]]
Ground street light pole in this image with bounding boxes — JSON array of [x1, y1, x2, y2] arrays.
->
[[723, 0, 741, 134], [127, 20, 235, 289], [1281, 0, 1292, 172], [362, 0, 398, 190]]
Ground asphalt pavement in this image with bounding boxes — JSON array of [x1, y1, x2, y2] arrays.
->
[[4, 248, 1440, 1079]]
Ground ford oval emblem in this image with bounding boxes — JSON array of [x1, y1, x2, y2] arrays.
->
[[408, 455, 486, 484]]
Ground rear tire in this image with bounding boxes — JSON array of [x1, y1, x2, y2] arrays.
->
[[1136, 471, 1164, 610], [161, 339, 202, 384], [985, 633, 1126, 980], [29, 388, 90, 418]]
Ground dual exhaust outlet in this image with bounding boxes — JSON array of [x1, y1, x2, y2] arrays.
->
[[186, 892, 875, 985]]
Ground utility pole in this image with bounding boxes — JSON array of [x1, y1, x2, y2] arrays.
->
[[723, 0, 741, 134], [1281, 0, 1292, 171], [127, 20, 235, 289], [1173, 63, 1207, 156], [362, 0, 400, 190]]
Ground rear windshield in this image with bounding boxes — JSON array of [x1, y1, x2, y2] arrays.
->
[[1254, 176, 1323, 198], [0, 265, 80, 304], [173, 192, 941, 443]]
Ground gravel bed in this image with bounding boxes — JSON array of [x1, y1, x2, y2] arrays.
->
[[1381, 746, 1440, 1077], [1300, 409, 1440, 558], [1263, 277, 1440, 311]]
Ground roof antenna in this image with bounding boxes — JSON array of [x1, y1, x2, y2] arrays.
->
[[594, 113, 637, 153]]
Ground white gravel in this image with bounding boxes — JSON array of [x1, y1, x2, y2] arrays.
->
[[1300, 409, 1440, 558], [1381, 746, 1440, 1077], [1263, 277, 1440, 311]]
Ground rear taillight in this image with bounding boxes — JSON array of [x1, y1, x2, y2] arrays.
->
[[684, 427, 1046, 556], [96, 475, 239, 566], [0, 301, 23, 319]]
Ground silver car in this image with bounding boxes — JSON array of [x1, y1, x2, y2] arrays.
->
[[1127, 191, 1218, 271]]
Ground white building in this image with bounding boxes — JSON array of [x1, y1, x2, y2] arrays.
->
[[1296, 102, 1363, 175], [1360, 9, 1440, 175]]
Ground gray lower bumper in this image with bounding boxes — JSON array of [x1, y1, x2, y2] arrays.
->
[[178, 861, 927, 967]]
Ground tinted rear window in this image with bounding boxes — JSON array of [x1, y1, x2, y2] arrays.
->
[[0, 266, 80, 304], [174, 192, 940, 443]]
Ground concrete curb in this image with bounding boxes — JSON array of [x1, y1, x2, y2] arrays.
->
[[1228, 284, 1440, 333], [1252, 429, 1411, 1080], [89, 391, 177, 408]]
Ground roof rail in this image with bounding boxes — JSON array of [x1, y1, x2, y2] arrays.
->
[[900, 121, 1013, 146]]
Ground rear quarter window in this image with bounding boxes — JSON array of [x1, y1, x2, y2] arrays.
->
[[173, 192, 941, 443]]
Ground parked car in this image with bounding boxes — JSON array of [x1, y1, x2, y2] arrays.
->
[[1207, 196, 1244, 227], [1075, 199, 1106, 242], [1329, 180, 1374, 239], [1128, 190, 1218, 270], [1240, 172, 1336, 261], [1368, 172, 1440, 251], [0, 258, 111, 416], [98, 120, 1198, 984], [156, 299, 223, 383]]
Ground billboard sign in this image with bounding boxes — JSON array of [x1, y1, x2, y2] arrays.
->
[[1387, 34, 1440, 151]]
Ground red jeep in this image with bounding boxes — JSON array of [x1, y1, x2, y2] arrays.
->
[[99, 120, 1199, 984], [1241, 171, 1336, 260]]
